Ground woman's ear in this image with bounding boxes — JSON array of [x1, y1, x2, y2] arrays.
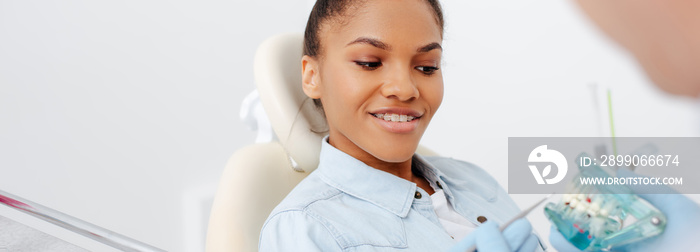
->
[[301, 55, 322, 99]]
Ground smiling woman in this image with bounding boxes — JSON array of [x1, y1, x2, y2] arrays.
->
[[301, 0, 444, 180], [259, 0, 544, 251]]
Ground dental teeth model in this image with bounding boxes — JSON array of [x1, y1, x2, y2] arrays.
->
[[544, 153, 667, 251], [372, 113, 416, 122]]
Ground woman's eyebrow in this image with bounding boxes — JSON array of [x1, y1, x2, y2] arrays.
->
[[346, 37, 391, 51], [417, 42, 442, 53], [346, 37, 442, 53]]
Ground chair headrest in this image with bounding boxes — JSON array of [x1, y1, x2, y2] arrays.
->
[[254, 33, 327, 173]]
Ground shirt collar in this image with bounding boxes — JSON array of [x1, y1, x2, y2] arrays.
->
[[316, 136, 452, 218], [412, 154, 456, 201]]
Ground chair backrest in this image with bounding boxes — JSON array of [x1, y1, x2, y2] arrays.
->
[[205, 33, 317, 252], [255, 33, 327, 173], [205, 141, 307, 252], [205, 33, 438, 252]]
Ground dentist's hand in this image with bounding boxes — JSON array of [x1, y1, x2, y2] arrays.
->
[[449, 218, 539, 252], [549, 168, 700, 252]]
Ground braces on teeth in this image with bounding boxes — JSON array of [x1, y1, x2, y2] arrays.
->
[[372, 113, 416, 122]]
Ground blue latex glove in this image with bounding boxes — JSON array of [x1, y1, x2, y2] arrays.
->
[[449, 218, 539, 252], [549, 168, 700, 251]]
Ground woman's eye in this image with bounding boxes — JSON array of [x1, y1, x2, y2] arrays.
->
[[416, 66, 439, 75], [355, 61, 382, 70]]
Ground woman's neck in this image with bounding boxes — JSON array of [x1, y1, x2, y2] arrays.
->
[[328, 136, 435, 195]]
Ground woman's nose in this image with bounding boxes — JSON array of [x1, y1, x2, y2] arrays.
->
[[380, 67, 419, 101]]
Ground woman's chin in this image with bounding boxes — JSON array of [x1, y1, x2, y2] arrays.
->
[[366, 148, 417, 163]]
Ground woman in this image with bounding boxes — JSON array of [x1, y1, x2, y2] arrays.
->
[[260, 0, 543, 251]]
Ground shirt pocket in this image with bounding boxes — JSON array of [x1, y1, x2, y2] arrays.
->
[[306, 198, 408, 250]]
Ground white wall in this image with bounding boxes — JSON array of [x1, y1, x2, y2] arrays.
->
[[1, 1, 311, 251], [1, 0, 697, 251]]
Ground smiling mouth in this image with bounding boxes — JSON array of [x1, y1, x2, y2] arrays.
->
[[370, 113, 420, 122]]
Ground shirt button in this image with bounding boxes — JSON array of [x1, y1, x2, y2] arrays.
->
[[436, 181, 443, 189], [414, 191, 422, 199], [477, 216, 488, 223]]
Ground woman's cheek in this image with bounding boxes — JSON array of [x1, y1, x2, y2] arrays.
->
[[423, 79, 444, 113]]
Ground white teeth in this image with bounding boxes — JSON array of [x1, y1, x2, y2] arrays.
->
[[563, 194, 574, 202], [399, 114, 407, 122], [569, 198, 579, 208], [577, 194, 586, 201], [372, 113, 417, 122], [588, 202, 600, 215], [561, 193, 615, 219]]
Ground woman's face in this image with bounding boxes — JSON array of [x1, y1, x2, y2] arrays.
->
[[302, 0, 444, 164]]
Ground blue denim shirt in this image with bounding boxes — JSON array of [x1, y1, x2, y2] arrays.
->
[[259, 137, 544, 251]]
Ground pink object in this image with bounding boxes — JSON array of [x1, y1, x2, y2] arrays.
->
[[0, 194, 30, 209]]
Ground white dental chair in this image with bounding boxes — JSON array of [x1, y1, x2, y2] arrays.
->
[[205, 33, 437, 252]]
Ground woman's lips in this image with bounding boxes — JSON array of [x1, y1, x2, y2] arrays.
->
[[370, 113, 418, 122], [369, 112, 421, 133], [368, 107, 422, 118]]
